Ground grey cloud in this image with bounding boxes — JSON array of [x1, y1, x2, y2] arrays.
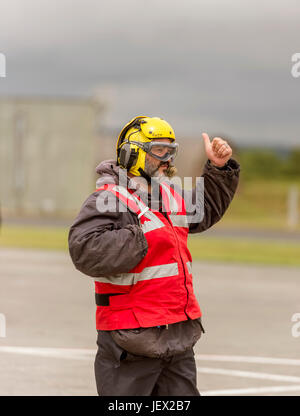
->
[[1, 0, 300, 147]]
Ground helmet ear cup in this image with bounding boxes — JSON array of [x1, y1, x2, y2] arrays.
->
[[118, 142, 139, 170]]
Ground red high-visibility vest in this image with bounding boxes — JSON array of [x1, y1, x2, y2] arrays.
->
[[94, 182, 202, 330]]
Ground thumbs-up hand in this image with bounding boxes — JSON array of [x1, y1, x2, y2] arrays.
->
[[202, 133, 232, 168]]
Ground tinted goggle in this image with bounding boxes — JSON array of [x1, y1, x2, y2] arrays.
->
[[130, 140, 179, 162]]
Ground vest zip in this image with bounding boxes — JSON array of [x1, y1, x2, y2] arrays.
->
[[162, 201, 189, 320], [178, 247, 189, 319]]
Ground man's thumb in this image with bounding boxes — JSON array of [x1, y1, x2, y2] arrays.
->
[[202, 132, 211, 149]]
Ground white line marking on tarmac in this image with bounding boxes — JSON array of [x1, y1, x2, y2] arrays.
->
[[1, 346, 300, 387], [1, 347, 300, 396], [195, 354, 300, 366], [197, 367, 300, 383], [1, 348, 299, 367], [202, 385, 300, 396], [2, 347, 300, 395], [0, 346, 95, 360]]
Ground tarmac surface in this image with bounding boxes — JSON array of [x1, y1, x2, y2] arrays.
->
[[4, 216, 300, 241], [0, 247, 299, 396]]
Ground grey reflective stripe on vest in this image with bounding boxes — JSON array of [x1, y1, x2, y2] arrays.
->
[[141, 210, 165, 233], [112, 185, 146, 212], [112, 185, 165, 234], [111, 184, 187, 231], [160, 183, 188, 228], [160, 182, 178, 213], [94, 262, 179, 286], [169, 214, 188, 228], [186, 261, 192, 274]]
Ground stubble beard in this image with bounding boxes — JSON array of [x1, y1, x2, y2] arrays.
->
[[144, 156, 177, 179]]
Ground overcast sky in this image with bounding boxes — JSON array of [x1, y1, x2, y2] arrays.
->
[[0, 0, 299, 148]]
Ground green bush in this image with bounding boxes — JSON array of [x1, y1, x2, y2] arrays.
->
[[236, 147, 300, 181]]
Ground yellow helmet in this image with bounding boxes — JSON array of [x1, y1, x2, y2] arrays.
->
[[116, 116, 177, 177]]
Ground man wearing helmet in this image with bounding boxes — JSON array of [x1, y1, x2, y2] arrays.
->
[[68, 116, 240, 396], [116, 116, 178, 181]]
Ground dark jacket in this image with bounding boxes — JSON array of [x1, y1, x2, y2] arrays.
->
[[68, 158, 240, 350], [69, 158, 240, 277]]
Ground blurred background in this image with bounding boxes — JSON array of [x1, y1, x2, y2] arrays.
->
[[0, 0, 300, 396], [0, 0, 299, 263]]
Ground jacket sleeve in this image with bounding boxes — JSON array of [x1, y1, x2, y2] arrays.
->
[[68, 191, 148, 277], [186, 158, 240, 233]]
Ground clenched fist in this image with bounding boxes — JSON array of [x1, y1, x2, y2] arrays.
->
[[202, 133, 232, 168]]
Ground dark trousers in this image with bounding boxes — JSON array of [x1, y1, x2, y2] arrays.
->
[[94, 330, 200, 396]]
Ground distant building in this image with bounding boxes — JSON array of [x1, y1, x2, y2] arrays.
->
[[0, 96, 104, 219], [0, 98, 215, 220]]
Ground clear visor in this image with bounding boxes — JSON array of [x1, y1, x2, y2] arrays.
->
[[130, 140, 179, 162], [148, 142, 178, 161]]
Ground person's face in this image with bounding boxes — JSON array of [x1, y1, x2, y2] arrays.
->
[[144, 138, 174, 178]]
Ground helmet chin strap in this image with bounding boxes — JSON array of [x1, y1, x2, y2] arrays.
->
[[138, 167, 152, 184], [138, 158, 165, 184]]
